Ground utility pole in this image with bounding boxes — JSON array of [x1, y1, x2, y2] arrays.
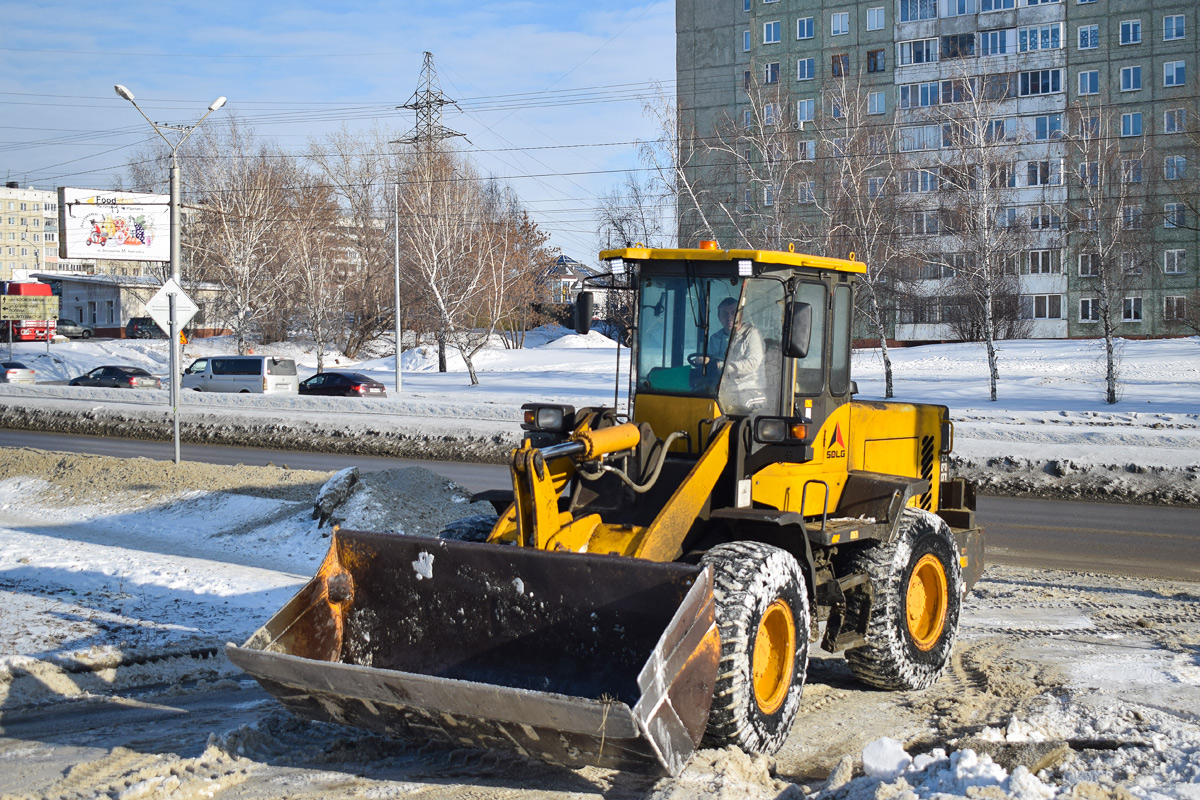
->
[[395, 52, 466, 374]]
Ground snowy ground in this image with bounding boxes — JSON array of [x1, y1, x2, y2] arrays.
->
[[0, 451, 1198, 799], [1, 330, 1199, 797]]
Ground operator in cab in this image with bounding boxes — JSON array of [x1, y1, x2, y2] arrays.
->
[[704, 297, 767, 412]]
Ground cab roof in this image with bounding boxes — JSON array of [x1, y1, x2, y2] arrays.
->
[[598, 245, 866, 275]]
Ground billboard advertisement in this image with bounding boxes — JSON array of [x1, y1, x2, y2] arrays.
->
[[58, 187, 170, 262]]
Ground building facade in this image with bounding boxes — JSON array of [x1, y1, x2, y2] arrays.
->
[[677, 0, 1199, 341], [0, 183, 60, 281]]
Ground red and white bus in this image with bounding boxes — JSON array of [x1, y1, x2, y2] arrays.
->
[[0, 282, 56, 341]]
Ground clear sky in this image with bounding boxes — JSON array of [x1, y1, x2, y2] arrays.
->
[[0, 1, 675, 262]]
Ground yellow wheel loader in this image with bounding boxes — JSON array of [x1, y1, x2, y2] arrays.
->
[[227, 244, 984, 776]]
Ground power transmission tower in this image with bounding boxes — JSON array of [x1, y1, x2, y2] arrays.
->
[[397, 51, 465, 154]]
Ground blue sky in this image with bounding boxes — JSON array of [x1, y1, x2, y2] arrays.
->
[[0, 1, 675, 259]]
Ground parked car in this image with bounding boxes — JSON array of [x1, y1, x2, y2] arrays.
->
[[181, 356, 299, 394], [69, 365, 161, 389], [57, 318, 95, 339], [0, 361, 36, 384], [125, 317, 165, 339], [299, 371, 388, 398]]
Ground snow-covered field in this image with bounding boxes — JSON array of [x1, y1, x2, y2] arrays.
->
[[1, 330, 1199, 798]]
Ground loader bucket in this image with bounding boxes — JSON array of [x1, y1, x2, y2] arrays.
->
[[226, 528, 720, 776]]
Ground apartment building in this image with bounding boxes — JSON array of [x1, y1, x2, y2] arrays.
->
[[0, 183, 60, 281], [677, 0, 1199, 341]]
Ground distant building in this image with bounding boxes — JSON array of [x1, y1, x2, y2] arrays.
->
[[677, 0, 1200, 340], [29, 272, 227, 338]]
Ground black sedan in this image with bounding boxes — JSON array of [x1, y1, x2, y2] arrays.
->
[[299, 371, 388, 398], [69, 365, 162, 389]]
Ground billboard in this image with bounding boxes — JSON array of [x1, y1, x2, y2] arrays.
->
[[59, 187, 170, 262]]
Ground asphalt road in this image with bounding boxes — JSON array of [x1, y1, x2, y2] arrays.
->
[[2, 429, 1197, 582]]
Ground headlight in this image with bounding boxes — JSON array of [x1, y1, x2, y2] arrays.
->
[[754, 417, 809, 444], [521, 403, 575, 432]]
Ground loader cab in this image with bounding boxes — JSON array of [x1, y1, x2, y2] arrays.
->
[[597, 245, 864, 457]]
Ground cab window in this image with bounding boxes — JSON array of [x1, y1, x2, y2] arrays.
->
[[793, 281, 827, 397]]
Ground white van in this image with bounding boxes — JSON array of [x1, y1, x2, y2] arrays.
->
[[181, 356, 299, 394]]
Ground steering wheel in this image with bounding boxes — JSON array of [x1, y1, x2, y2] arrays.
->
[[687, 353, 711, 367]]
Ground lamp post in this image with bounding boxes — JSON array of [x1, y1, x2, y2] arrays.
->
[[394, 181, 402, 394], [114, 84, 225, 463]]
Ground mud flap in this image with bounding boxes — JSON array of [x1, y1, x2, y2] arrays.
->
[[226, 529, 720, 775]]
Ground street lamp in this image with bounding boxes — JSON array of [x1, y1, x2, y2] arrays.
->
[[115, 84, 226, 463]]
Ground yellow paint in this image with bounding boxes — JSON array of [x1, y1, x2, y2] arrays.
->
[[634, 423, 732, 562], [752, 599, 795, 715], [634, 394, 721, 454], [573, 423, 640, 459], [599, 246, 866, 275], [831, 534, 840, 544]]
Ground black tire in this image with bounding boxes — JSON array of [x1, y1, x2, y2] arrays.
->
[[844, 508, 962, 691], [701, 541, 809, 755], [81, 330, 92, 339], [437, 514, 500, 542]]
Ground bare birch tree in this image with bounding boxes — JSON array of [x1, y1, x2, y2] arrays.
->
[[1064, 99, 1154, 403], [188, 118, 291, 355], [640, 83, 713, 246]]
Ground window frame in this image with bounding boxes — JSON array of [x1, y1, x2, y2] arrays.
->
[[1121, 111, 1143, 136], [831, 11, 850, 36], [867, 6, 885, 30], [1164, 15, 1185, 41], [1120, 65, 1143, 92], [1164, 60, 1185, 87], [763, 20, 782, 44], [1119, 19, 1142, 45], [797, 57, 815, 81], [797, 16, 814, 40], [1078, 24, 1098, 50], [1078, 69, 1099, 95], [1164, 249, 1186, 273]]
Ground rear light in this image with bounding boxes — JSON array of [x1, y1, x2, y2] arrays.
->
[[263, 377, 268, 391], [353, 384, 365, 393], [128, 377, 137, 386]]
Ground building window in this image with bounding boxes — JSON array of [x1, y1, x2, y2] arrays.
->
[[867, 49, 886, 73], [797, 58, 815, 80], [901, 169, 941, 193], [981, 0, 1015, 10], [942, 0, 977, 16], [1078, 70, 1099, 95], [942, 33, 975, 58], [1080, 298, 1100, 322], [743, 30, 751, 51], [1021, 294, 1062, 319], [868, 176, 886, 197], [899, 38, 939, 65], [742, 189, 753, 210], [1122, 252, 1143, 275], [899, 124, 943, 151], [1034, 114, 1062, 140], [831, 12, 850, 35], [1120, 20, 1141, 45], [831, 97, 845, 119], [764, 62, 780, 83], [1019, 69, 1063, 95], [1026, 159, 1063, 186], [868, 90, 886, 114], [1026, 250, 1059, 274], [1079, 253, 1099, 277], [763, 102, 778, 125], [981, 29, 1014, 55], [797, 16, 814, 39], [1165, 155, 1187, 181], [1165, 296, 1187, 321], [1165, 249, 1186, 273], [900, 0, 937, 22], [1164, 15, 1185, 41], [764, 186, 775, 206], [1165, 203, 1186, 228], [798, 140, 815, 160], [1121, 112, 1143, 136], [1123, 206, 1144, 229], [985, 118, 1015, 141], [867, 6, 885, 30], [763, 21, 781, 44], [1019, 24, 1061, 51], [1164, 108, 1186, 133], [797, 98, 815, 122], [744, 70, 752, 91], [1030, 206, 1062, 230], [798, 182, 816, 203], [1164, 61, 1186, 87], [1078, 24, 1098, 50], [1121, 65, 1142, 91], [1122, 297, 1143, 322], [1122, 158, 1144, 183], [743, 109, 753, 128]]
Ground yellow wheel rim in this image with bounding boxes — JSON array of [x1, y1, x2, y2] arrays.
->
[[906, 554, 948, 651], [752, 599, 795, 715]]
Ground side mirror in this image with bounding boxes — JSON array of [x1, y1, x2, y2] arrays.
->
[[785, 301, 812, 359], [573, 291, 594, 335]]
